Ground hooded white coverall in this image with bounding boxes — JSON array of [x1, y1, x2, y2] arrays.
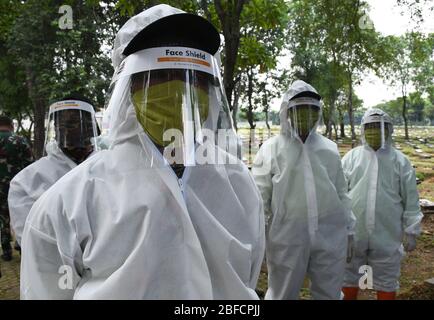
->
[[342, 108, 423, 292], [253, 80, 355, 300], [20, 4, 265, 300], [8, 142, 77, 245]]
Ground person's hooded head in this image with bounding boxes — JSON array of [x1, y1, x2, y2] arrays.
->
[[46, 95, 98, 164], [279, 80, 322, 143], [106, 4, 236, 167], [361, 108, 393, 151], [0, 115, 14, 133]]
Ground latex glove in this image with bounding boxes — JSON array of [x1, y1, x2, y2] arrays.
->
[[346, 234, 354, 263], [404, 234, 417, 252]]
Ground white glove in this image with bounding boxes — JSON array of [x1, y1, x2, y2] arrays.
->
[[347, 234, 354, 263], [404, 234, 417, 252]]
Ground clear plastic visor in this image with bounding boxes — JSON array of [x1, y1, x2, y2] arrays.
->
[[106, 47, 240, 167], [363, 122, 391, 150], [131, 69, 222, 148], [286, 104, 321, 140], [45, 102, 98, 163]]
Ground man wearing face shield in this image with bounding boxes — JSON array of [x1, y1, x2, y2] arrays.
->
[[20, 4, 264, 299], [8, 97, 98, 247], [341, 108, 423, 300], [252, 80, 355, 300]]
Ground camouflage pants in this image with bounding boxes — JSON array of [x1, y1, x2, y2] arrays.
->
[[0, 182, 12, 253], [0, 209, 12, 252]]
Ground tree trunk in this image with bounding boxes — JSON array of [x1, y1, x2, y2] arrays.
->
[[232, 82, 240, 131], [246, 70, 255, 130], [327, 99, 335, 139], [402, 94, 409, 140], [264, 110, 270, 130], [33, 99, 46, 159], [333, 122, 338, 141], [264, 107, 271, 138], [247, 69, 256, 162], [323, 112, 330, 136], [16, 113, 24, 134], [337, 106, 346, 138], [214, 0, 247, 110], [263, 88, 271, 138], [348, 72, 356, 142], [400, 80, 409, 140], [340, 119, 346, 138], [25, 66, 46, 159], [28, 121, 34, 146]]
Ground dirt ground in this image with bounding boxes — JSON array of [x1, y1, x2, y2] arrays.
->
[[0, 126, 433, 300], [0, 245, 20, 299]]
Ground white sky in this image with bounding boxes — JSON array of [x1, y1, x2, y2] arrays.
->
[[270, 0, 434, 111]]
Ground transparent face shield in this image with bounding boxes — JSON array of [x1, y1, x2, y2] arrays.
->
[[363, 121, 391, 151], [282, 97, 321, 142], [361, 112, 393, 151], [45, 100, 98, 164], [106, 46, 239, 168], [131, 69, 212, 148]]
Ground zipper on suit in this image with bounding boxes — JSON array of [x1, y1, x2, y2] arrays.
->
[[178, 178, 184, 195]]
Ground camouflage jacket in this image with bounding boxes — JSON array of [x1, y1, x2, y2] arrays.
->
[[0, 131, 33, 195]]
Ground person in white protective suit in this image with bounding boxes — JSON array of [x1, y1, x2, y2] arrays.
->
[[20, 4, 265, 300], [8, 96, 99, 247], [341, 108, 423, 300], [252, 80, 356, 300], [8, 96, 97, 245]]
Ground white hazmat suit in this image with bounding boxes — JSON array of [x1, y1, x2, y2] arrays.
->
[[8, 142, 76, 245], [253, 80, 355, 300], [20, 4, 265, 300], [342, 108, 423, 292], [9, 99, 99, 245]]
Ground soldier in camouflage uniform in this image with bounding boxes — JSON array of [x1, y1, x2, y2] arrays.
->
[[0, 115, 33, 261]]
